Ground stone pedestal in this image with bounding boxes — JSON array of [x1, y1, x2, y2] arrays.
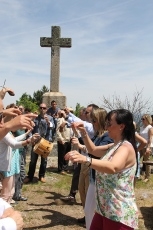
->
[[43, 92, 66, 109]]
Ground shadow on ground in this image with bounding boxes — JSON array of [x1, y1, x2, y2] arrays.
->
[[140, 206, 153, 229]]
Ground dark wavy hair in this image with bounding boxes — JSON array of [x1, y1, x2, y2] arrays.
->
[[106, 109, 137, 155]]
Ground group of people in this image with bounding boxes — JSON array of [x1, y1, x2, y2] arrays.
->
[[0, 85, 153, 230], [0, 86, 39, 229], [59, 105, 153, 230]]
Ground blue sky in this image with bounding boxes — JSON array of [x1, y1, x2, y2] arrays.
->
[[1, 0, 153, 111]]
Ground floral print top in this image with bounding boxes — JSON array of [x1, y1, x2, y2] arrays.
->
[[95, 141, 138, 229]]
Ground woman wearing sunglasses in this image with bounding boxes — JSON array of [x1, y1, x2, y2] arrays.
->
[[66, 109, 138, 230], [85, 108, 113, 229], [71, 108, 113, 229]]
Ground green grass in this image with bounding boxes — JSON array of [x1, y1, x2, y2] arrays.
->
[[136, 173, 153, 189], [53, 174, 72, 189]]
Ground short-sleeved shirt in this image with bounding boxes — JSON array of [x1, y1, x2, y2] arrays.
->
[[47, 107, 60, 117]]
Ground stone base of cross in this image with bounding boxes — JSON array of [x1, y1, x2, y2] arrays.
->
[[43, 92, 66, 109]]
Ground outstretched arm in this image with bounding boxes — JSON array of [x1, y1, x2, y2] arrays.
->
[[65, 143, 136, 174], [0, 114, 37, 141], [72, 122, 113, 157]]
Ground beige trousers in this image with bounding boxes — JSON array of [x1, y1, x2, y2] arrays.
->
[[140, 148, 150, 179], [78, 163, 89, 208]]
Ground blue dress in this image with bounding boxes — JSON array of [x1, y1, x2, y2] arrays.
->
[[3, 148, 20, 177]]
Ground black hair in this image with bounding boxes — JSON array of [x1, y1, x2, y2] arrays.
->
[[87, 104, 99, 110], [51, 100, 56, 104], [106, 109, 138, 172], [9, 103, 16, 108]]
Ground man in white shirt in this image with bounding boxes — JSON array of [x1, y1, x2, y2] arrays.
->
[[66, 104, 98, 139]]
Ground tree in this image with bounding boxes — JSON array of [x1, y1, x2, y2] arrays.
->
[[16, 85, 49, 112], [74, 103, 85, 117], [33, 85, 49, 106], [17, 93, 33, 102], [101, 89, 152, 125], [16, 93, 38, 112]]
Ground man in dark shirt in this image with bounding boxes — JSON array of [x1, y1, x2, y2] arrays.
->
[[24, 103, 54, 183]]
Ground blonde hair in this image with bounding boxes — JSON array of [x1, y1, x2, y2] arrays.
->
[[90, 108, 107, 136], [143, 114, 152, 125]]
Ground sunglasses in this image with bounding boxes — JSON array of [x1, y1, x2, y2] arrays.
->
[[85, 111, 90, 115], [40, 107, 47, 110], [141, 118, 145, 121], [0, 112, 3, 122]]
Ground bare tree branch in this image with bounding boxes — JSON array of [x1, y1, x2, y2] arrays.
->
[[101, 89, 152, 123]]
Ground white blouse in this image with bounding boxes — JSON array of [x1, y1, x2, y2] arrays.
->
[[0, 132, 26, 172], [140, 124, 152, 141]]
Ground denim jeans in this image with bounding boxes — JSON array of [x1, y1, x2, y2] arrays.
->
[[52, 118, 57, 139], [27, 147, 47, 180], [13, 153, 26, 199]]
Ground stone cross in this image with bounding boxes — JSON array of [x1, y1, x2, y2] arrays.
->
[[40, 26, 72, 92]]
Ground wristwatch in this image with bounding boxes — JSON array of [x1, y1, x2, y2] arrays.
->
[[85, 156, 92, 167]]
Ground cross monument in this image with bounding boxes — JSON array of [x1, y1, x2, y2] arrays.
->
[[40, 26, 72, 108]]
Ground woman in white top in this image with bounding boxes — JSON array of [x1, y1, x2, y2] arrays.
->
[[0, 130, 39, 203], [139, 114, 153, 182], [0, 99, 40, 203]]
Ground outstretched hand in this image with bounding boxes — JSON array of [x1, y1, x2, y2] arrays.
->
[[65, 150, 86, 164], [71, 122, 85, 132], [0, 87, 15, 99], [8, 113, 38, 131], [31, 133, 40, 143], [3, 108, 21, 117]]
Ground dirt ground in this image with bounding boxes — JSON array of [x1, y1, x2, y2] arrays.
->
[[15, 156, 153, 230], [135, 189, 153, 230]]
